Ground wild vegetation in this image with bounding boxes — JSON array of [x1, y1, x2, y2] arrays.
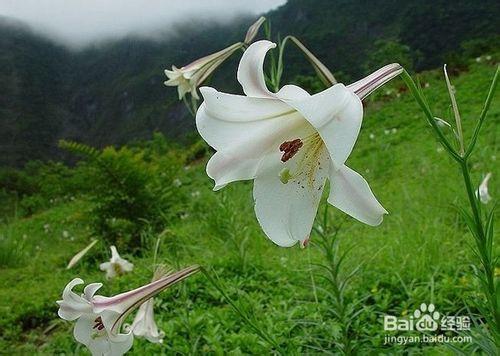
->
[[0, 54, 498, 353]]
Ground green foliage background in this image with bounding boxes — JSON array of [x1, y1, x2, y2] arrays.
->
[[0, 0, 499, 354], [0, 59, 498, 353], [0, 0, 499, 166]]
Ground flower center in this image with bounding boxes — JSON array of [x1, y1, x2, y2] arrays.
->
[[113, 263, 124, 276], [279, 139, 303, 162], [278, 133, 327, 188]]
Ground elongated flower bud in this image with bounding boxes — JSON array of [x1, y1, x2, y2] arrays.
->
[[244, 16, 266, 44]]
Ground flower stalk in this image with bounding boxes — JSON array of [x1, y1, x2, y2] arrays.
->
[[311, 206, 362, 354], [401, 66, 499, 347], [269, 35, 336, 91]]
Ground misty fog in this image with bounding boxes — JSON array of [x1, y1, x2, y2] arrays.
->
[[0, 0, 286, 48]]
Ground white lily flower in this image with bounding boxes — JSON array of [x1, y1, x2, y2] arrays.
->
[[100, 246, 134, 279], [196, 40, 402, 247], [164, 42, 243, 100], [127, 299, 164, 344], [477, 173, 492, 204], [165, 18, 268, 100], [57, 266, 199, 356], [126, 266, 170, 344]]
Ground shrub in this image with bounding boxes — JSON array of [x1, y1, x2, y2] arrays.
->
[[60, 136, 187, 251], [0, 161, 86, 216], [364, 39, 415, 73]]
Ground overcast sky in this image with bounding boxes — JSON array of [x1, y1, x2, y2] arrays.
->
[[0, 0, 286, 48]]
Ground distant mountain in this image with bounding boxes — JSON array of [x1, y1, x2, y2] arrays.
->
[[0, 0, 498, 167]]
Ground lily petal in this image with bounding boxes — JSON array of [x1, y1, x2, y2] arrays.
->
[[198, 87, 314, 190], [73, 315, 96, 351], [205, 112, 313, 190], [253, 148, 329, 246], [206, 151, 263, 190], [57, 278, 92, 321], [110, 246, 120, 260], [84, 283, 103, 301], [74, 313, 133, 356], [197, 87, 294, 151], [282, 84, 363, 166], [276, 84, 310, 101], [328, 164, 387, 226], [237, 40, 276, 98], [108, 332, 134, 356], [477, 172, 492, 204], [130, 298, 165, 343]]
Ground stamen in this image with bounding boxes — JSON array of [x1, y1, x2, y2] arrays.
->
[[279, 139, 303, 162], [277, 133, 326, 188], [93, 316, 105, 331]]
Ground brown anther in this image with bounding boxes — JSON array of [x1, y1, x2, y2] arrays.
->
[[93, 316, 105, 331], [279, 139, 303, 162]]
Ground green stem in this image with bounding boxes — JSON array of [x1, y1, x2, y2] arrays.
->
[[403, 68, 499, 344], [400, 70, 462, 162], [460, 160, 485, 239], [460, 160, 499, 338]]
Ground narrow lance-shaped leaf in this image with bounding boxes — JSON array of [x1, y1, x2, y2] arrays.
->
[[443, 64, 465, 154], [465, 66, 499, 158]]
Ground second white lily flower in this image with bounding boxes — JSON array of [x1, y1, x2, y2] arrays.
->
[[165, 17, 267, 100], [57, 266, 199, 356], [126, 266, 171, 344], [196, 40, 402, 247], [100, 246, 134, 279], [477, 173, 492, 204]]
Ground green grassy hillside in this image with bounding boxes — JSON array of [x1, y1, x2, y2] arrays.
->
[[0, 61, 498, 354]]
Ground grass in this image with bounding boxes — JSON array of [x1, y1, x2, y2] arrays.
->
[[0, 61, 498, 354]]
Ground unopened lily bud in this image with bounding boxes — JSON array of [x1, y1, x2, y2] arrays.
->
[[165, 42, 243, 100], [244, 16, 266, 44]]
